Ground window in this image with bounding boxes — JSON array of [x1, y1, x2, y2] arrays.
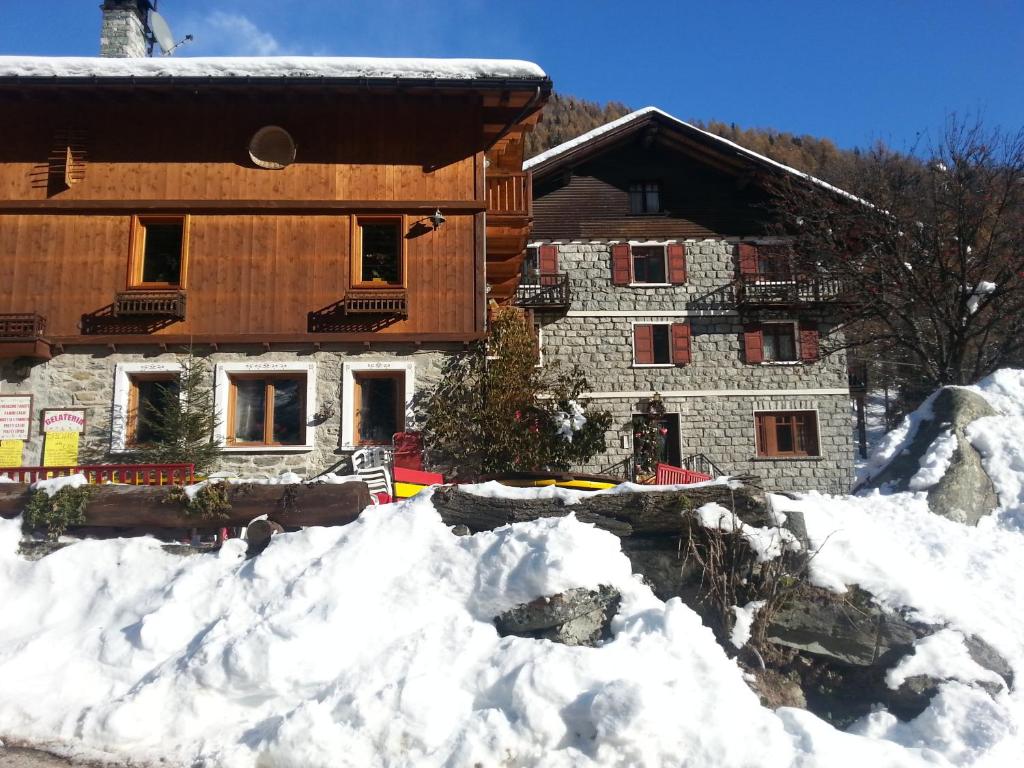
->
[[629, 182, 661, 214], [762, 322, 798, 362], [522, 247, 539, 282], [130, 215, 188, 288], [355, 217, 403, 286], [631, 246, 667, 284], [112, 362, 183, 452], [633, 323, 691, 366], [755, 411, 820, 457], [127, 375, 179, 445], [228, 374, 306, 446], [353, 372, 405, 445], [757, 247, 794, 282]]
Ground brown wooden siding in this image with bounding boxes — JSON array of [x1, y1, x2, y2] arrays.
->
[[0, 95, 481, 203], [0, 212, 478, 338], [531, 140, 773, 241]]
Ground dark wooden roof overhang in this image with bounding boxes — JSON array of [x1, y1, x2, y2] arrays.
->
[[0, 74, 552, 155]]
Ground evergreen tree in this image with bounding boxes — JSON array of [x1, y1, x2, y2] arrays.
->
[[132, 353, 221, 475], [413, 307, 611, 479]]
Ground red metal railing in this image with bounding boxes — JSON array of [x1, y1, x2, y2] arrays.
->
[[0, 464, 195, 486], [654, 463, 712, 485]]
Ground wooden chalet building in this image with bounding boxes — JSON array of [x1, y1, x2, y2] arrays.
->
[[0, 2, 549, 475], [521, 108, 855, 491]]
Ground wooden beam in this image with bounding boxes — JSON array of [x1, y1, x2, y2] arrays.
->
[[0, 200, 488, 215], [47, 332, 486, 347]]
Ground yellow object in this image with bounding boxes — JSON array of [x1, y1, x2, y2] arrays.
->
[[43, 431, 80, 467], [394, 481, 428, 498], [553, 479, 617, 491], [0, 440, 24, 468]]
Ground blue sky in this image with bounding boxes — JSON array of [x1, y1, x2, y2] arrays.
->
[[1, 0, 1021, 150]]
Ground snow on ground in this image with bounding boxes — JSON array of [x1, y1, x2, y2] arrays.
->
[[0, 371, 1022, 766]]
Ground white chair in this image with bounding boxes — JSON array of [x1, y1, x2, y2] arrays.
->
[[356, 465, 393, 500]]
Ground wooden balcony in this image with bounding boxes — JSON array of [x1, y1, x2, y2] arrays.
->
[[737, 274, 845, 306], [515, 273, 570, 309], [0, 312, 50, 359], [113, 290, 187, 320], [487, 171, 532, 218], [340, 289, 408, 317]]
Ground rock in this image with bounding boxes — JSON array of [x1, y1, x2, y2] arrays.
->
[[963, 634, 1014, 689], [494, 586, 621, 647], [858, 387, 999, 524], [765, 586, 922, 667]]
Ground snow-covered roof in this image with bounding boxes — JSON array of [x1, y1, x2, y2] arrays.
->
[[0, 56, 547, 82], [525, 106, 860, 202]]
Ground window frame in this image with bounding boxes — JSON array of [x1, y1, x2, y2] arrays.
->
[[341, 361, 416, 448], [226, 373, 308, 448], [351, 214, 406, 289], [352, 371, 406, 446], [128, 214, 190, 290], [630, 245, 670, 286], [632, 321, 674, 367], [111, 362, 183, 452], [761, 321, 800, 363], [126, 373, 181, 447], [629, 181, 662, 215], [214, 362, 317, 452], [754, 410, 821, 458]]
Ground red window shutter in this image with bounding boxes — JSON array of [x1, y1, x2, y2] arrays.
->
[[743, 323, 764, 364], [799, 321, 820, 362], [634, 324, 655, 364], [671, 322, 691, 365], [538, 245, 559, 274], [667, 243, 687, 284], [738, 243, 758, 276], [611, 243, 632, 285]]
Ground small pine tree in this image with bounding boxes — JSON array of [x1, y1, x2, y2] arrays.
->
[[413, 307, 611, 479], [132, 353, 221, 475]]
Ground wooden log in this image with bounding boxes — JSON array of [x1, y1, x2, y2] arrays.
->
[[0, 482, 372, 530], [246, 519, 285, 554], [430, 483, 770, 537]]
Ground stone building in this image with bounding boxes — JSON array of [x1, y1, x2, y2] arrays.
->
[[0, 4, 549, 477], [521, 108, 855, 491]]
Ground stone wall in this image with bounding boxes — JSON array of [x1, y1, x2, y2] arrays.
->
[[536, 239, 855, 491], [99, 1, 148, 58], [0, 346, 454, 477]]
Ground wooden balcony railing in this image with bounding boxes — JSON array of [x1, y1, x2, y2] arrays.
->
[[342, 289, 408, 317], [0, 313, 46, 340], [487, 171, 532, 217], [515, 273, 570, 308], [113, 290, 187, 320], [737, 274, 845, 306]]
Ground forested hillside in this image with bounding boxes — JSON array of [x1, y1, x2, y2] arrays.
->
[[525, 94, 862, 186]]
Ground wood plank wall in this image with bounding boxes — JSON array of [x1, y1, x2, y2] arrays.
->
[[0, 94, 485, 339]]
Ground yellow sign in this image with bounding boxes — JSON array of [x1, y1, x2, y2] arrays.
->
[[0, 439, 24, 468], [43, 431, 80, 467]]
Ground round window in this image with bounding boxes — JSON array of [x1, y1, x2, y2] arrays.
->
[[248, 126, 296, 170]]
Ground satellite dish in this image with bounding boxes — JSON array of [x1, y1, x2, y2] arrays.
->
[[149, 11, 176, 55], [249, 126, 297, 170]]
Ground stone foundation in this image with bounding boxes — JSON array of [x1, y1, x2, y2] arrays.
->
[[1, 345, 454, 477]]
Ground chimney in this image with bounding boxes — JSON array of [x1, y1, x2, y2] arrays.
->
[[99, 0, 150, 58]]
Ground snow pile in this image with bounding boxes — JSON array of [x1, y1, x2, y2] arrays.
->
[[773, 489, 1024, 765], [697, 502, 799, 562], [856, 389, 939, 486], [730, 600, 766, 650], [965, 369, 1024, 527], [29, 473, 89, 497], [907, 429, 957, 490], [0, 56, 546, 81], [885, 630, 1006, 691], [1, 495, 808, 768]]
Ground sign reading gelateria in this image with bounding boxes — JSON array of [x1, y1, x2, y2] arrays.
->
[[0, 394, 32, 441], [42, 409, 87, 433]]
